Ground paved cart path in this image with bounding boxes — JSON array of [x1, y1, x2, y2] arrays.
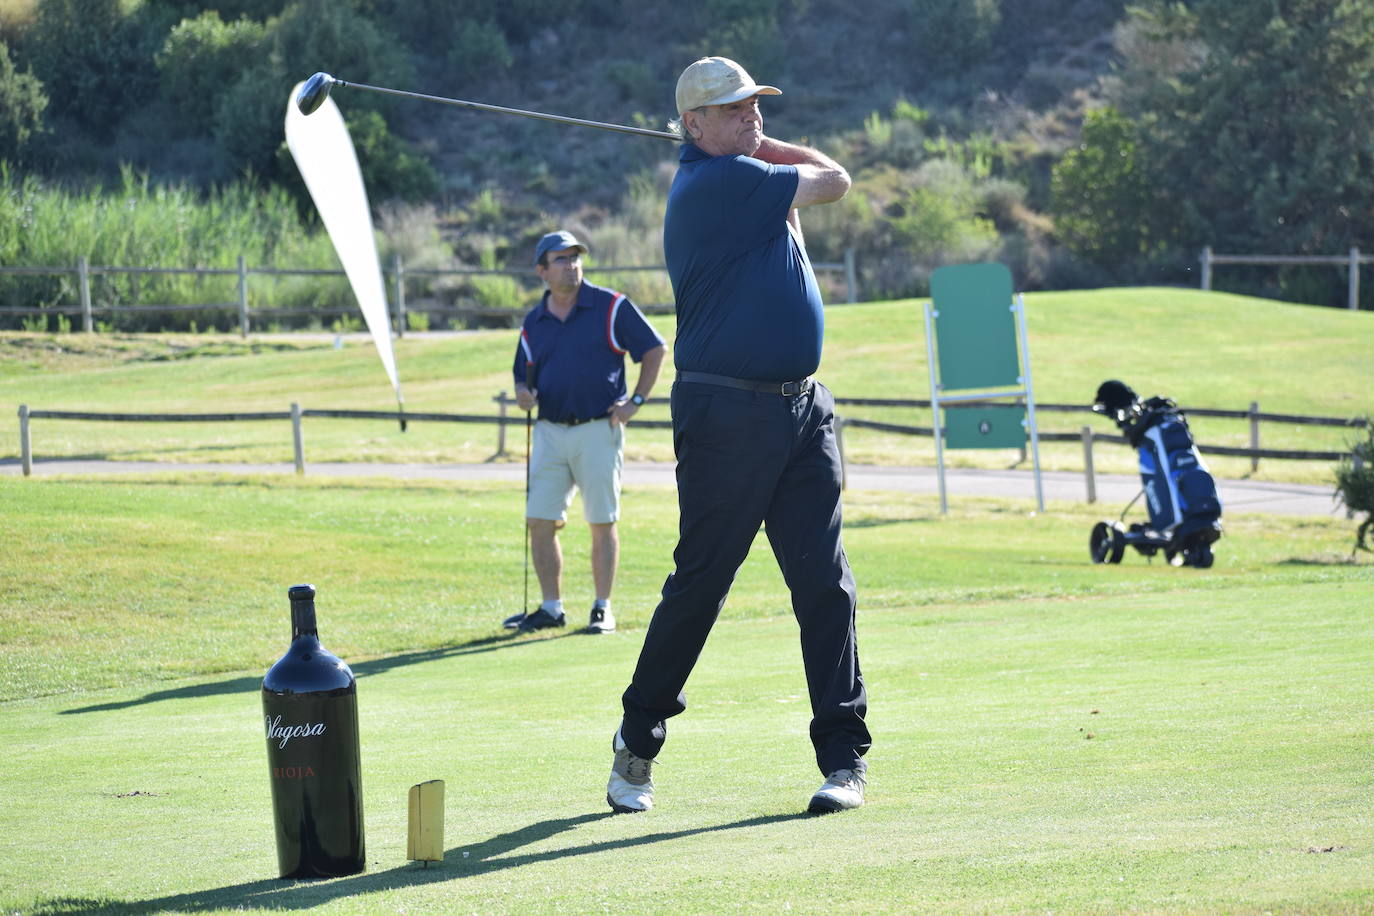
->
[[1, 458, 1340, 517]]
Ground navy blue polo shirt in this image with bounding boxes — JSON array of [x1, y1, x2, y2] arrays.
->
[[512, 281, 664, 423], [663, 143, 824, 382]]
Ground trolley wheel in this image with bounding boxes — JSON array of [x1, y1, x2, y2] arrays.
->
[[1188, 543, 1215, 568], [1090, 522, 1111, 564], [1090, 522, 1126, 564]]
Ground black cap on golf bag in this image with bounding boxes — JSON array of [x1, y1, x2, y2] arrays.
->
[[1093, 379, 1138, 417]]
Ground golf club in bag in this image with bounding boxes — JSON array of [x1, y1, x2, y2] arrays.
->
[[1089, 380, 1223, 568]]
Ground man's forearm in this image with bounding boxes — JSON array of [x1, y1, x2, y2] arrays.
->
[[754, 137, 841, 170], [755, 136, 850, 208], [634, 345, 666, 398]]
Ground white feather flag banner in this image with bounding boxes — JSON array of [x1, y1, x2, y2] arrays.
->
[[285, 83, 405, 425]]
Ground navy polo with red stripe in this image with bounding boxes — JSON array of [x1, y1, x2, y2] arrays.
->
[[513, 281, 664, 423]]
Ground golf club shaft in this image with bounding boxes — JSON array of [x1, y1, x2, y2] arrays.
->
[[523, 411, 532, 613], [332, 78, 679, 142]]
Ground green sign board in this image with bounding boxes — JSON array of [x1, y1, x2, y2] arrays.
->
[[944, 405, 1026, 449], [930, 262, 1020, 391]]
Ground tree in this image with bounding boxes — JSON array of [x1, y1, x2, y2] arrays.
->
[[23, 0, 169, 137], [156, 12, 268, 133], [216, 0, 417, 183], [1050, 106, 1171, 274], [909, 0, 1002, 78], [0, 40, 46, 162], [1116, 0, 1374, 273]]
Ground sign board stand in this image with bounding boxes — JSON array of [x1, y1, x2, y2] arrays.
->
[[924, 262, 1044, 513]]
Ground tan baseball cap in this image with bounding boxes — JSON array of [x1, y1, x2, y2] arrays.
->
[[675, 57, 780, 115]]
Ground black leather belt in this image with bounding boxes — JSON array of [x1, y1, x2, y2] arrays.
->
[[676, 370, 813, 397], [544, 413, 608, 426]]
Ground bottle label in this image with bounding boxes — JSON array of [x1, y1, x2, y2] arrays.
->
[[265, 714, 327, 749]]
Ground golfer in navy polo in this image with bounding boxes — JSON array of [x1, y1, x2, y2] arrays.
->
[[606, 58, 871, 816], [509, 230, 665, 636]]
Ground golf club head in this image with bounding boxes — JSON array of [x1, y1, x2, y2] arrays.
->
[[296, 72, 336, 116], [1093, 379, 1137, 415]]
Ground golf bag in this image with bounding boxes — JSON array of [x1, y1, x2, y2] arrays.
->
[[1089, 380, 1223, 568]]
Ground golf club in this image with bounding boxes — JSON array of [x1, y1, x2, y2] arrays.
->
[[522, 363, 539, 623], [296, 72, 679, 141]]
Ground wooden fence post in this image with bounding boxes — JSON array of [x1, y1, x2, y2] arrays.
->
[[78, 256, 93, 333], [1200, 246, 1212, 291], [1249, 401, 1260, 472], [19, 404, 32, 477], [843, 247, 858, 303], [237, 255, 250, 338], [1081, 426, 1096, 504], [291, 402, 305, 475], [1349, 247, 1361, 311], [496, 391, 508, 457], [393, 252, 407, 338]]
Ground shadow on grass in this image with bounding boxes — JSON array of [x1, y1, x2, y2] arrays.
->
[[26, 811, 811, 913], [59, 631, 571, 716], [844, 515, 935, 529], [1277, 555, 1364, 566]]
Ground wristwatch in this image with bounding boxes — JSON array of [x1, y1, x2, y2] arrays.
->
[[630, 393, 646, 406]]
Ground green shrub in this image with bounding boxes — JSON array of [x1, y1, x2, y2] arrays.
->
[[908, 0, 1001, 76], [444, 19, 512, 84], [1334, 422, 1374, 556], [156, 12, 268, 133], [23, 0, 166, 137], [0, 39, 45, 162], [343, 110, 440, 203]]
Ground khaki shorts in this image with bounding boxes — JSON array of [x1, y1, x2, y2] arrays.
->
[[527, 418, 625, 524]]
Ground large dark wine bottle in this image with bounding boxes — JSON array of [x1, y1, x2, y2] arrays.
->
[[262, 584, 365, 879]]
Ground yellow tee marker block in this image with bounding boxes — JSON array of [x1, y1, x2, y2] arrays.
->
[[407, 779, 445, 863]]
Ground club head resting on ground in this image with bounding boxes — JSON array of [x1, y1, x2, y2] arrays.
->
[[296, 72, 336, 116]]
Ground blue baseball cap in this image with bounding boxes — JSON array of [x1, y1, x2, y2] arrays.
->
[[533, 230, 587, 267]]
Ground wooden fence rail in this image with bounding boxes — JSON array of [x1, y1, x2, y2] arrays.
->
[[1200, 245, 1369, 310], [0, 250, 860, 335], [17, 398, 1363, 499]]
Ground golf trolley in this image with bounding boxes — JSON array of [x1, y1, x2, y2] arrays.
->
[[1089, 380, 1223, 568]]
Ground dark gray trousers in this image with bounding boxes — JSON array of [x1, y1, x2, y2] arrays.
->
[[620, 378, 871, 775]]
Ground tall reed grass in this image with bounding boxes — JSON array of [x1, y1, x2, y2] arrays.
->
[[0, 164, 339, 331]]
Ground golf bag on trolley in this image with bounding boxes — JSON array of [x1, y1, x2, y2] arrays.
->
[[1089, 380, 1223, 568]]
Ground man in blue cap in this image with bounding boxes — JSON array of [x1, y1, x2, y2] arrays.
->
[[507, 230, 666, 635], [605, 57, 871, 816]]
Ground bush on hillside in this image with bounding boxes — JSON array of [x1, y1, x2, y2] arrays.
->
[[0, 39, 45, 162], [156, 12, 268, 134]]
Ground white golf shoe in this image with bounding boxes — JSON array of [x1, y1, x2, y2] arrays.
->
[[807, 767, 866, 814], [587, 604, 616, 634], [606, 727, 654, 813]]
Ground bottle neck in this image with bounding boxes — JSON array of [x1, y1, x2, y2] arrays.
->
[[290, 599, 318, 638]]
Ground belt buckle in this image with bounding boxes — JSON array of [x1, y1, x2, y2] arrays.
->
[[780, 380, 801, 396]]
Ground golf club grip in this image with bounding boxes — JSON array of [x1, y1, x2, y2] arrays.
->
[[336, 79, 679, 141]]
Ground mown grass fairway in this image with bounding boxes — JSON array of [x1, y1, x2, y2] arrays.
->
[[1, 473, 1371, 913], [1, 289, 1370, 912], [2, 287, 1369, 483]]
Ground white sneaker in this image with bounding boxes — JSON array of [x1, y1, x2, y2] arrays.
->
[[587, 604, 616, 634], [808, 767, 866, 814], [606, 727, 654, 813]]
